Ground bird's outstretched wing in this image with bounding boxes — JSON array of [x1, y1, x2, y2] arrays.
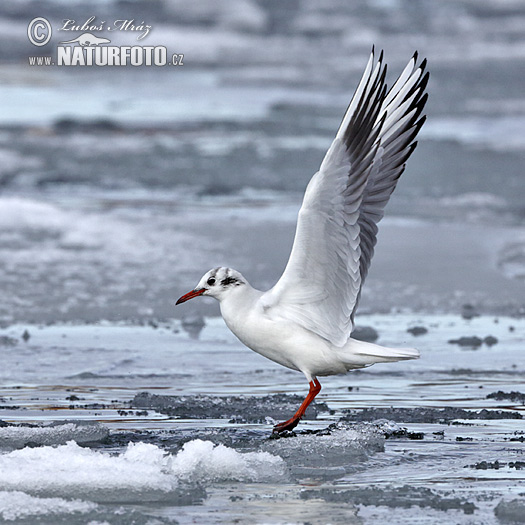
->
[[261, 49, 428, 347]]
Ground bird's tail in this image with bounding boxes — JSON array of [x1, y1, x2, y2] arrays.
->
[[335, 338, 419, 370]]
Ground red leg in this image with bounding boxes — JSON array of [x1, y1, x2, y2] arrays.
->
[[272, 378, 321, 433]]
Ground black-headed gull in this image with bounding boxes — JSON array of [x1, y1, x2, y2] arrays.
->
[[177, 49, 428, 433]]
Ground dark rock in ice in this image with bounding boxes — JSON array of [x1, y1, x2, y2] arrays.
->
[[342, 406, 523, 423], [456, 436, 473, 441], [181, 314, 206, 339], [407, 326, 428, 336], [22, 329, 30, 341], [301, 485, 476, 514], [487, 391, 525, 404], [0, 335, 18, 347], [66, 394, 80, 401], [385, 428, 425, 440], [509, 461, 525, 470], [468, 460, 503, 470], [448, 336, 483, 348], [484, 335, 498, 346], [132, 392, 328, 423], [495, 499, 525, 523], [462, 303, 480, 320], [351, 326, 378, 342]]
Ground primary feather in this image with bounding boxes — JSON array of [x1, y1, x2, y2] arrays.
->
[[262, 50, 428, 347]]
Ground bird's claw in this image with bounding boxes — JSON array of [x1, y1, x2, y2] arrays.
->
[[272, 416, 301, 434]]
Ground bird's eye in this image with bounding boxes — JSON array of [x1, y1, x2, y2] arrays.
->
[[207, 277, 216, 286]]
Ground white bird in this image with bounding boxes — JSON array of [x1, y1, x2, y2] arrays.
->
[[177, 49, 428, 433]]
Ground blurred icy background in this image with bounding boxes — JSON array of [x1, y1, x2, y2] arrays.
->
[[1, 1, 525, 524], [0, 0, 524, 324]]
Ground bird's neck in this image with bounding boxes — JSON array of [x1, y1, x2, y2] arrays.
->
[[219, 283, 262, 330]]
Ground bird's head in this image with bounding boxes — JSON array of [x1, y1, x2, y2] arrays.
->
[[176, 267, 246, 305]]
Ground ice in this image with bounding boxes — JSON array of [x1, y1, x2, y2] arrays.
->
[[0, 441, 175, 500], [342, 407, 523, 423], [495, 499, 525, 523], [438, 192, 507, 209], [263, 422, 386, 478], [132, 392, 328, 422], [0, 491, 96, 522], [498, 238, 525, 280], [171, 439, 287, 483], [0, 439, 285, 501], [0, 197, 69, 232], [163, 0, 268, 32], [422, 115, 525, 152], [300, 485, 476, 514], [2, 0, 525, 521], [0, 149, 41, 178], [0, 421, 109, 450]]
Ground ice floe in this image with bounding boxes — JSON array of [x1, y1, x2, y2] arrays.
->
[[0, 491, 96, 522], [0, 439, 286, 501], [0, 421, 109, 450]]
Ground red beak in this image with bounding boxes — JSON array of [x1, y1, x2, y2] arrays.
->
[[176, 288, 205, 305]]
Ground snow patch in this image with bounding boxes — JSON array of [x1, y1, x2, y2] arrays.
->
[[0, 149, 41, 177], [498, 239, 525, 280], [0, 197, 69, 232], [0, 439, 286, 500], [0, 421, 109, 450], [0, 491, 96, 521], [438, 192, 507, 208], [422, 115, 525, 152], [170, 439, 287, 483]]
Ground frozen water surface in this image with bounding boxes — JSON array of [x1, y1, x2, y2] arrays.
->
[[0, 315, 523, 523], [2, 0, 525, 522]]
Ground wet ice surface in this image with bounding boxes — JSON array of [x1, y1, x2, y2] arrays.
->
[[0, 315, 524, 524]]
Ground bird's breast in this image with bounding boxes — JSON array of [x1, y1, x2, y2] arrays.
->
[[220, 301, 301, 371], [221, 298, 344, 377]]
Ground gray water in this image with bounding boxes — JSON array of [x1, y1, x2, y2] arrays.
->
[[1, 0, 525, 523]]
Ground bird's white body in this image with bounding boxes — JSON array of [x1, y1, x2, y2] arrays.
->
[[218, 279, 417, 381], [176, 49, 428, 432]]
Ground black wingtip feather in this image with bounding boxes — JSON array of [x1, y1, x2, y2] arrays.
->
[[418, 71, 430, 94], [407, 92, 428, 127], [341, 50, 429, 322], [415, 114, 427, 131]]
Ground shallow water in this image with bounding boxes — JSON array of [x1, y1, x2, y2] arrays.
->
[[0, 314, 523, 523]]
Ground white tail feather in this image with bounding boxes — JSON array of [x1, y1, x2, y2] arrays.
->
[[336, 338, 420, 370]]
